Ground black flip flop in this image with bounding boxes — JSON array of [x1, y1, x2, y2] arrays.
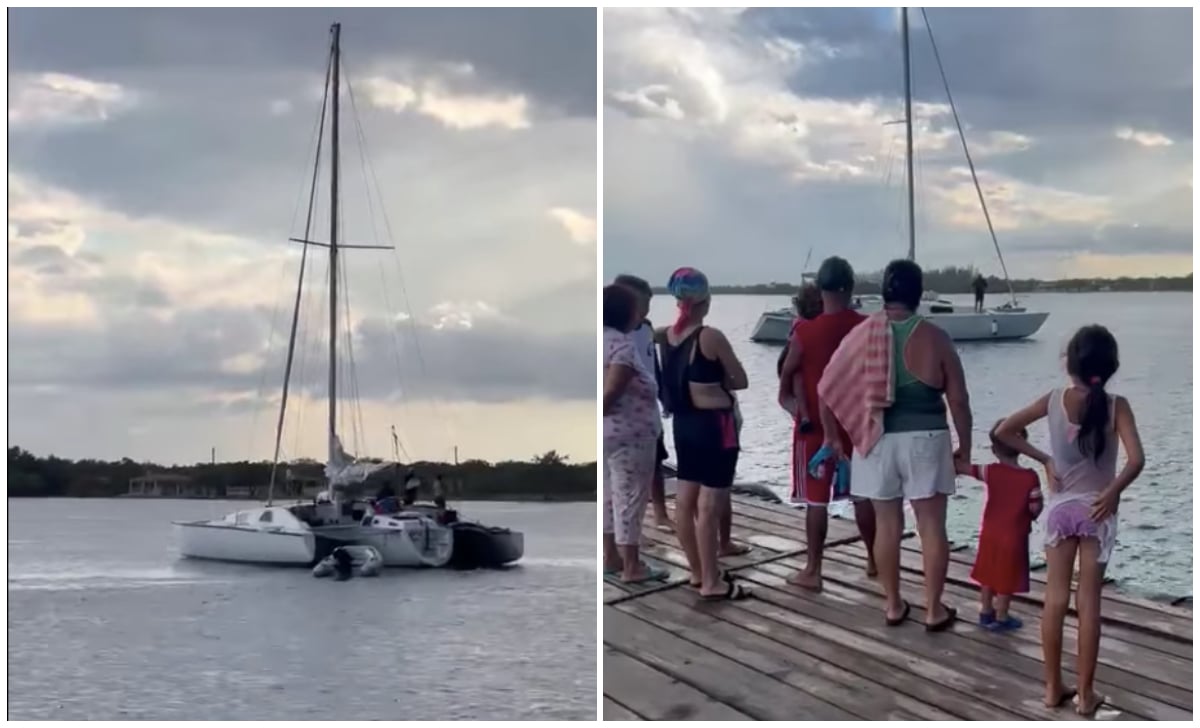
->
[[689, 570, 735, 588], [700, 580, 752, 602], [885, 600, 911, 627], [925, 605, 958, 633]]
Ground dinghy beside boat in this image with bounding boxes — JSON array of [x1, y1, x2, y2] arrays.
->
[[313, 545, 384, 578]]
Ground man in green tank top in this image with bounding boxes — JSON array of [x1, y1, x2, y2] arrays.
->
[[851, 260, 972, 633]]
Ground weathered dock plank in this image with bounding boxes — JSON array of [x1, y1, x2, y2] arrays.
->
[[603, 493, 1193, 721]]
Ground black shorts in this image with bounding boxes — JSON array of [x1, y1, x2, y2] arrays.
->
[[672, 410, 739, 489]]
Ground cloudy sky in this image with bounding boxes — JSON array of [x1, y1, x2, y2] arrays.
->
[[604, 8, 1192, 284], [9, 8, 597, 466]]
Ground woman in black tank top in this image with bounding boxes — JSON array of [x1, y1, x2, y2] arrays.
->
[[660, 267, 751, 601]]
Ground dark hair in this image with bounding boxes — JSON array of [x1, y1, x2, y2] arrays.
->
[[603, 284, 638, 332], [817, 256, 855, 293], [882, 259, 923, 310], [793, 283, 823, 320], [614, 274, 652, 297], [1066, 325, 1119, 462], [989, 418, 1027, 459]]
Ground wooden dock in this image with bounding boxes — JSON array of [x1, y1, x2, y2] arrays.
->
[[603, 493, 1193, 721]]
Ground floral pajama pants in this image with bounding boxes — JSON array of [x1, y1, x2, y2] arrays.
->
[[603, 438, 656, 546]]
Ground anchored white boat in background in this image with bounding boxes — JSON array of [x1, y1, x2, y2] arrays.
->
[[750, 8, 1049, 345], [750, 296, 1050, 344], [174, 23, 522, 570]]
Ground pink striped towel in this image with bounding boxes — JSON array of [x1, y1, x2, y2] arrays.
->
[[817, 311, 894, 455]]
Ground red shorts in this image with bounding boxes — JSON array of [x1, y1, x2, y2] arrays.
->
[[791, 429, 849, 506]]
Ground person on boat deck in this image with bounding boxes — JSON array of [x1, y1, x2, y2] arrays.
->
[[818, 259, 970, 632], [972, 272, 988, 313], [403, 471, 421, 506], [602, 284, 665, 584], [955, 420, 1044, 633], [777, 257, 876, 591], [614, 273, 674, 533], [992, 324, 1144, 717], [659, 267, 751, 601], [374, 480, 399, 514]]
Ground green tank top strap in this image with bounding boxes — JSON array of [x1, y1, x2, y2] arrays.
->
[[885, 315, 948, 433], [890, 316, 923, 387]]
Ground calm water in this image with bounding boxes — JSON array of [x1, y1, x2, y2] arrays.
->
[[649, 292, 1192, 600], [8, 499, 596, 721]]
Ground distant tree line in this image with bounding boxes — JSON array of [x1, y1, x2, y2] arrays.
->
[[7, 447, 595, 502], [651, 266, 1192, 295]]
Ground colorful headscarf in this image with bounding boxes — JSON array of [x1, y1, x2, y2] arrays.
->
[[667, 267, 709, 334]]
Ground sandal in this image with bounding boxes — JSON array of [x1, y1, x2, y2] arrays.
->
[[700, 580, 752, 602], [1046, 687, 1077, 709], [619, 564, 669, 585], [1073, 693, 1106, 718], [885, 600, 911, 627], [986, 615, 1023, 632], [689, 570, 735, 588], [925, 605, 958, 633]]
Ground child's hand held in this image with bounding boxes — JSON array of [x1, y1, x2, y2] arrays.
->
[[1028, 490, 1044, 519]]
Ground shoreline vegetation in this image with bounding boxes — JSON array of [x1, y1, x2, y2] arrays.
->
[[649, 266, 1192, 295], [7, 447, 596, 503]]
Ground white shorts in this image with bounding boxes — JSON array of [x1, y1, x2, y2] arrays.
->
[[851, 430, 956, 502]]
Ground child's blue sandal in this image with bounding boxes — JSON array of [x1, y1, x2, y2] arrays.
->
[[987, 615, 1023, 632]]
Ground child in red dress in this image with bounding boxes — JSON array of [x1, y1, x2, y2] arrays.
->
[[955, 420, 1044, 632]]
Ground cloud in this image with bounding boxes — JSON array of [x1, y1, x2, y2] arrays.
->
[[360, 64, 531, 131], [928, 167, 1112, 232], [269, 98, 293, 116], [547, 207, 596, 245], [8, 72, 134, 126], [7, 172, 594, 408], [1115, 126, 1173, 147], [605, 9, 1032, 185]]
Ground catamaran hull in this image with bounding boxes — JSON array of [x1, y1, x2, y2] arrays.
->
[[351, 518, 455, 568], [174, 522, 326, 565], [750, 307, 1049, 344], [448, 523, 524, 569]]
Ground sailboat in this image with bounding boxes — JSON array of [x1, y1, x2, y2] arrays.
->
[[751, 8, 1049, 344], [174, 24, 522, 569]]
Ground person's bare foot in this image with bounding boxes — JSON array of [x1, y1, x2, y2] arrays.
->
[[1043, 685, 1077, 709], [1074, 691, 1104, 717], [719, 543, 751, 557], [604, 559, 624, 575], [786, 570, 823, 592], [865, 560, 878, 578], [654, 514, 675, 533]]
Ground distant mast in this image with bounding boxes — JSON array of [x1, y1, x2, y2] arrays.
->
[[901, 7, 916, 262], [328, 22, 342, 465]]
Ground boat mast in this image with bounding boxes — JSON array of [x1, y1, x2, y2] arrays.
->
[[328, 22, 341, 464], [902, 8, 916, 262]]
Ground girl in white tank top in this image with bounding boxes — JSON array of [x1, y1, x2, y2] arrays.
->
[[992, 325, 1145, 716]]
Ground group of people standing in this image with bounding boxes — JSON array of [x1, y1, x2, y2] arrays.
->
[[603, 256, 1145, 716]]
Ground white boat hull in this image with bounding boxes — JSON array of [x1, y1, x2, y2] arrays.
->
[[175, 521, 319, 565], [750, 304, 1048, 344]]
